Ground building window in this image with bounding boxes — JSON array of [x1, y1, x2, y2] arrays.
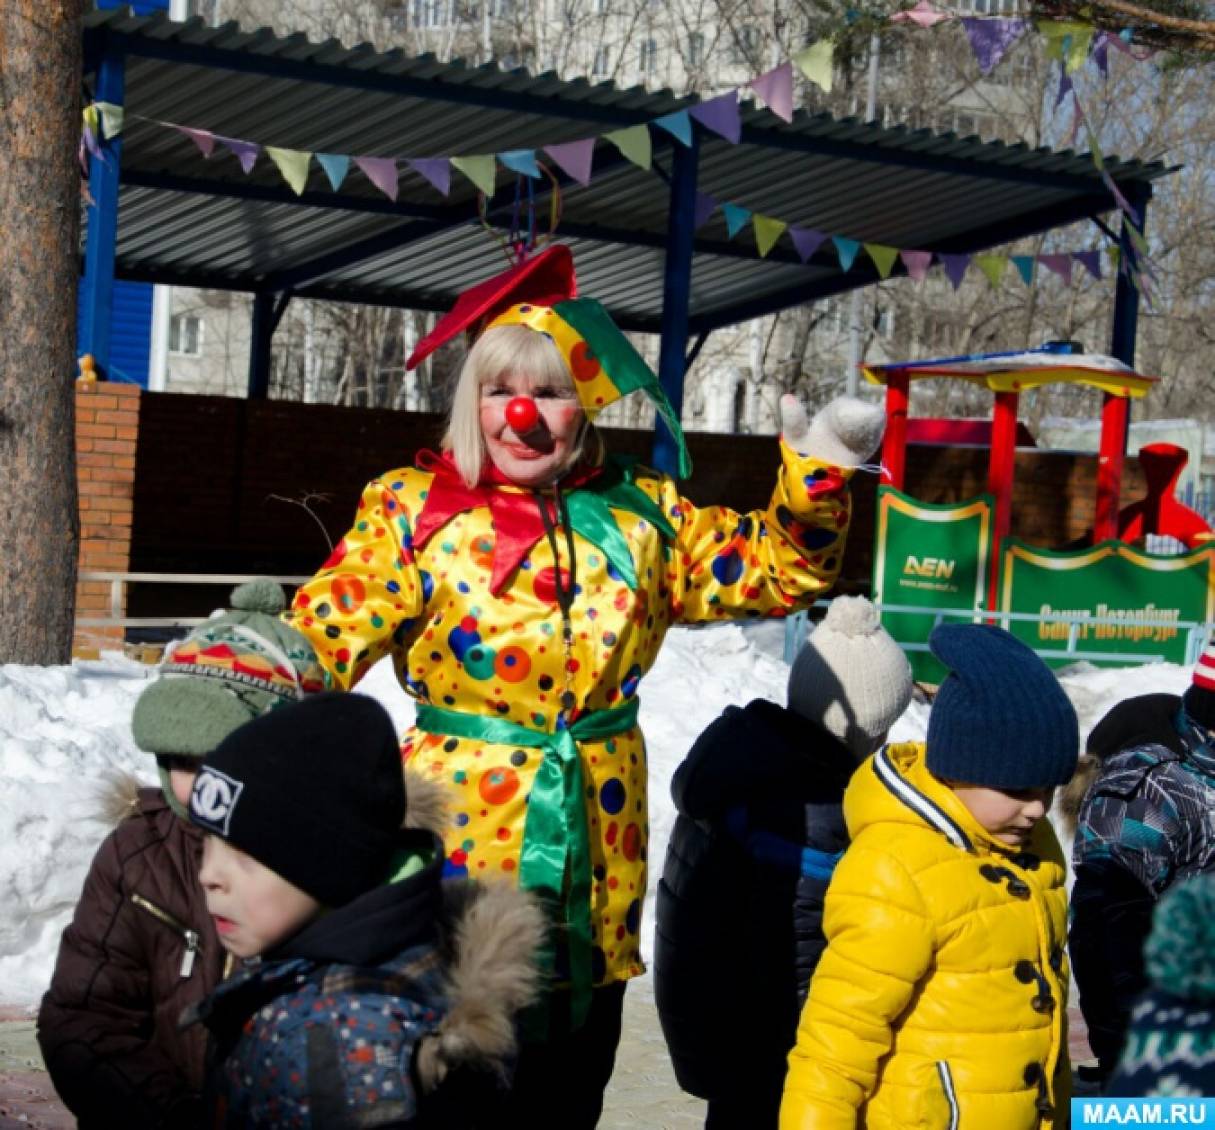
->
[[169, 313, 202, 356], [688, 31, 704, 66], [729, 24, 759, 65], [412, 0, 452, 28], [592, 46, 611, 75], [639, 38, 658, 74]]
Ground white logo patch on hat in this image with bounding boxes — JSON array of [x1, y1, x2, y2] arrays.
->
[[190, 767, 244, 836]]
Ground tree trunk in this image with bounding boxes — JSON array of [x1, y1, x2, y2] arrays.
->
[[0, 3, 85, 663]]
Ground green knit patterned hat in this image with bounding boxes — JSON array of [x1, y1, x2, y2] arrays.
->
[[1144, 874, 1215, 1001]]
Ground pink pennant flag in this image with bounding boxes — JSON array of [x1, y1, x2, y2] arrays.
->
[[355, 157, 399, 201], [543, 138, 595, 187], [216, 136, 260, 174], [406, 158, 451, 197], [890, 0, 950, 27], [175, 126, 216, 158], [1039, 253, 1074, 284], [789, 227, 828, 263], [751, 63, 794, 123], [900, 250, 934, 282], [689, 92, 741, 144]]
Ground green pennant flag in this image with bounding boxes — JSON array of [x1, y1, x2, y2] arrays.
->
[[753, 215, 788, 258], [793, 38, 834, 93], [1106, 246, 1121, 271], [1039, 20, 1094, 73], [864, 243, 898, 279], [452, 155, 497, 196], [265, 147, 311, 195], [95, 102, 125, 139], [975, 254, 1008, 288], [604, 125, 652, 171]]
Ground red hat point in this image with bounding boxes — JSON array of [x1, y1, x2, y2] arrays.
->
[[406, 245, 577, 371]]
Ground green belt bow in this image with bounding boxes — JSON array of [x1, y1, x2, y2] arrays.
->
[[414, 698, 641, 1027]]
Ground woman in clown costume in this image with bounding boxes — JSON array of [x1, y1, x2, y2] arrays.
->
[[287, 245, 884, 1126]]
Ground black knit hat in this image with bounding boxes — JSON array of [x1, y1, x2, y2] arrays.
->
[[926, 624, 1078, 790], [188, 693, 405, 907]]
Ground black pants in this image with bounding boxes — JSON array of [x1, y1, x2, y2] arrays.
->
[[503, 982, 627, 1129]]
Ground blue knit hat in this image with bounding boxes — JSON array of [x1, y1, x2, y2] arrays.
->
[[926, 624, 1078, 789]]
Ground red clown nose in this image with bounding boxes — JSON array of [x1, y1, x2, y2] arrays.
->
[[505, 396, 539, 433]]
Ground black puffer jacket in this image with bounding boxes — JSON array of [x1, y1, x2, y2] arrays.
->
[[654, 700, 856, 1107]]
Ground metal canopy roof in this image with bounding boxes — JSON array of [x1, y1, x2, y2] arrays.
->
[[83, 8, 1169, 335]]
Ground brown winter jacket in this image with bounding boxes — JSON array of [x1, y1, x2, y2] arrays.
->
[[37, 781, 226, 1130]]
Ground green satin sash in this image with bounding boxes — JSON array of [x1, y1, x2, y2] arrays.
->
[[414, 698, 641, 1028]]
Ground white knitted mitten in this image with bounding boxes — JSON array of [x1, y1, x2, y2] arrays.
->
[[779, 394, 885, 469]]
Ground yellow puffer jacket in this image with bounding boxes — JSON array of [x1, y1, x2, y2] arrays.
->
[[781, 742, 1070, 1130]]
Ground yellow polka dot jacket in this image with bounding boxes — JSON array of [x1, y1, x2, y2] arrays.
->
[[289, 444, 853, 991], [780, 742, 1071, 1130]]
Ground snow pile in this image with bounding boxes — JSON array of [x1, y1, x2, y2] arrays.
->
[[0, 627, 1193, 1005]]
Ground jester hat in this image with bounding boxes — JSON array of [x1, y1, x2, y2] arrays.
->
[[405, 245, 691, 476]]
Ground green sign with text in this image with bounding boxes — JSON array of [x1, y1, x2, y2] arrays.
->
[[872, 487, 994, 683]]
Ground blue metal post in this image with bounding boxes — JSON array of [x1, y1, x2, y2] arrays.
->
[[248, 292, 276, 399], [652, 133, 699, 476], [80, 46, 126, 381]]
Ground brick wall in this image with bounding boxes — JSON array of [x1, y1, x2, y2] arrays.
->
[[121, 391, 1147, 623], [74, 381, 140, 650]]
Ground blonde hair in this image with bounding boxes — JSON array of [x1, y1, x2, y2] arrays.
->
[[442, 324, 594, 487]]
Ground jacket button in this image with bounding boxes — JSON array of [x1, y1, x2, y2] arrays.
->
[[1049, 946, 1064, 972], [1023, 1063, 1042, 1086], [1031, 993, 1055, 1014], [980, 864, 1003, 882], [1008, 878, 1031, 899], [1036, 1098, 1055, 1116], [1011, 851, 1041, 871], [1014, 960, 1037, 984]]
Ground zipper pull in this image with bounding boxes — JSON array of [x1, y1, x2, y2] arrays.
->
[[180, 930, 200, 978]]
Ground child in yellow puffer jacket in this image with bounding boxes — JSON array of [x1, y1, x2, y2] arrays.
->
[[781, 623, 1079, 1130]]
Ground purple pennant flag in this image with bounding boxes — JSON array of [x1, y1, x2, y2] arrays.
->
[[1092, 33, 1111, 77], [1039, 253, 1074, 285], [1074, 249, 1102, 280], [1101, 170, 1141, 226], [693, 192, 717, 231], [175, 126, 216, 158], [961, 17, 1029, 75], [355, 157, 399, 201], [216, 135, 260, 174], [689, 91, 741, 144], [900, 250, 933, 282], [1055, 64, 1073, 110], [938, 253, 971, 289], [82, 123, 103, 161], [751, 62, 794, 123], [789, 227, 828, 263], [543, 139, 595, 187], [407, 158, 452, 197]]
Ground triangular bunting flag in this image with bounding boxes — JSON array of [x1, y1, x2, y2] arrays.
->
[[722, 202, 752, 239], [900, 250, 933, 282], [864, 243, 899, 279], [217, 136, 260, 174], [753, 215, 788, 257], [751, 63, 794, 123], [1039, 253, 1074, 284], [689, 92, 741, 144], [1101, 170, 1139, 225], [1086, 126, 1106, 173], [652, 111, 693, 147], [833, 236, 861, 271], [939, 252, 970, 289], [1011, 255, 1036, 286], [499, 149, 542, 178], [1074, 249, 1102, 280], [1055, 65, 1074, 110], [81, 105, 103, 160], [790, 227, 828, 263], [975, 254, 1008, 288], [1106, 246, 1121, 274], [1092, 33, 1111, 77], [175, 126, 216, 158], [890, 0, 949, 27], [95, 102, 124, 140], [354, 156, 399, 201], [1039, 20, 1095, 73], [543, 139, 595, 186], [406, 157, 452, 197], [793, 38, 834, 93], [266, 147, 311, 195], [317, 153, 351, 191], [961, 18, 1029, 75], [693, 192, 717, 230], [604, 125, 652, 170], [452, 155, 497, 197]]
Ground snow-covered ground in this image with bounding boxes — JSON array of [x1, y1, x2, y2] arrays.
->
[[0, 623, 1192, 1006]]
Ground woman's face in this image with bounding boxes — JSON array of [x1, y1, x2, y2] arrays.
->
[[480, 368, 584, 488]]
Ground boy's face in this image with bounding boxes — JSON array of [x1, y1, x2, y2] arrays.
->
[[199, 835, 322, 958], [948, 783, 1054, 847]]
